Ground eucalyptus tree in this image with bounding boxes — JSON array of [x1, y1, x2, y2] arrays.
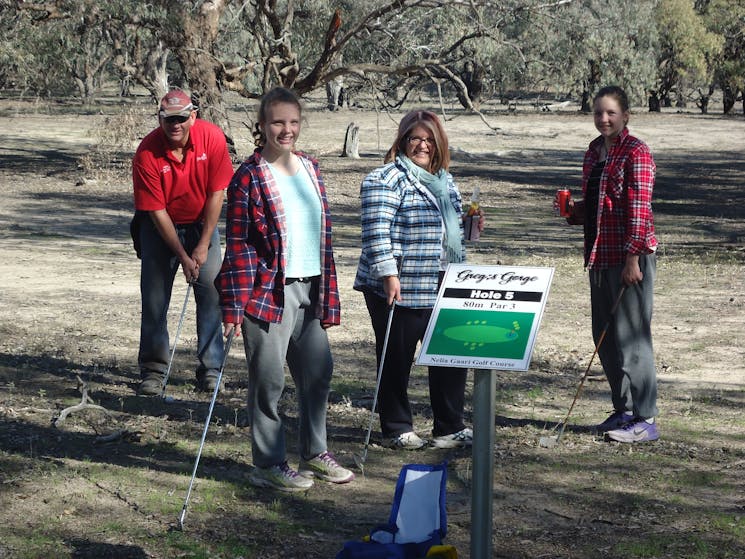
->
[[654, 0, 723, 110], [222, 0, 593, 112], [3, 1, 108, 98], [701, 0, 745, 114], [10, 0, 679, 121], [527, 0, 659, 111]]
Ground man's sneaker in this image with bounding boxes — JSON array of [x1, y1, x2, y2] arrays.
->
[[596, 410, 633, 433], [137, 371, 165, 396], [196, 370, 220, 392], [299, 451, 355, 484], [249, 462, 314, 492], [386, 431, 427, 450], [431, 427, 473, 449], [605, 418, 659, 443]]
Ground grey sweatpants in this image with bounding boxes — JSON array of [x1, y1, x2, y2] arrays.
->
[[590, 254, 658, 419], [241, 277, 332, 468]]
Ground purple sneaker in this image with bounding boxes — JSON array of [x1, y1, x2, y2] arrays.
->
[[606, 418, 659, 443], [596, 410, 633, 433]]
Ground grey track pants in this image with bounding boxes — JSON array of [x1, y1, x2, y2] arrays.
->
[[590, 254, 658, 419], [241, 277, 332, 468]]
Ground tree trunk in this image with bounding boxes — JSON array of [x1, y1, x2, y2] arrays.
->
[[648, 91, 660, 112], [341, 122, 360, 158], [144, 43, 170, 102], [111, 33, 170, 103], [582, 59, 601, 112], [698, 94, 710, 114], [119, 75, 132, 97], [457, 59, 484, 109], [722, 83, 736, 114], [697, 84, 715, 114], [173, 0, 231, 138], [326, 78, 343, 111]]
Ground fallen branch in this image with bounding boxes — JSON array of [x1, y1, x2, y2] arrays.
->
[[52, 375, 111, 428], [544, 508, 576, 521], [92, 480, 143, 515], [94, 429, 141, 444], [0, 405, 55, 417]]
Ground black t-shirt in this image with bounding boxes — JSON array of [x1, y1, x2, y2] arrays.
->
[[584, 160, 605, 266]]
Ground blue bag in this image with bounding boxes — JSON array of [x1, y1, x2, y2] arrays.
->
[[336, 463, 448, 559]]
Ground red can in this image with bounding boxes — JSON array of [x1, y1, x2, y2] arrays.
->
[[556, 189, 571, 217]]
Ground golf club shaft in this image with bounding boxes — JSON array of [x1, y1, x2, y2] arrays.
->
[[360, 255, 404, 466], [556, 285, 627, 442], [179, 329, 234, 529], [361, 301, 396, 460], [161, 279, 193, 397]]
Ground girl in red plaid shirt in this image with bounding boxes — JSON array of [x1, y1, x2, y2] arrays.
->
[[560, 85, 659, 443], [217, 88, 353, 490]]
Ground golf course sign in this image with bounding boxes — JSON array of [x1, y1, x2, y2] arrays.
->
[[417, 264, 554, 371]]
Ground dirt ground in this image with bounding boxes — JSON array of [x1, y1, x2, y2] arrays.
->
[[0, 94, 744, 559]]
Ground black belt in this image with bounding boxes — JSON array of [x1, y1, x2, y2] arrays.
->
[[286, 275, 320, 285]]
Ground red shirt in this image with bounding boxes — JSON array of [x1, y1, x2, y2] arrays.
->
[[133, 119, 234, 223], [582, 127, 657, 269], [216, 150, 341, 327]]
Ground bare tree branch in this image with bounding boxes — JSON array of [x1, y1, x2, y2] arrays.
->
[[429, 63, 501, 131], [52, 375, 111, 428]]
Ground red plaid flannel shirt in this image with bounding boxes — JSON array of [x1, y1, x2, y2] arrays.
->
[[582, 128, 657, 269], [216, 149, 340, 326]]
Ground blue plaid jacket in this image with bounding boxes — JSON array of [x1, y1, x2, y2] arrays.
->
[[353, 156, 466, 309]]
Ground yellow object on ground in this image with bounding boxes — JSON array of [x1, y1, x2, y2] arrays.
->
[[425, 544, 458, 558]]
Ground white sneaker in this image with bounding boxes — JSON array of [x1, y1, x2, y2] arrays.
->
[[299, 451, 355, 484], [249, 462, 314, 492], [386, 431, 427, 450], [432, 427, 473, 449]]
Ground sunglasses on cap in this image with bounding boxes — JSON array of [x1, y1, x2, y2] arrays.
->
[[163, 114, 190, 124]]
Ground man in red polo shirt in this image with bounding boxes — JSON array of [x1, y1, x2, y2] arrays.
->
[[132, 89, 234, 395]]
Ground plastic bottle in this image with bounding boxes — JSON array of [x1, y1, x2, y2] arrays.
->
[[465, 186, 480, 241]]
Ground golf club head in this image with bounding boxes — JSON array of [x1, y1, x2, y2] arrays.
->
[[554, 422, 567, 444], [538, 435, 558, 449], [351, 452, 365, 476]]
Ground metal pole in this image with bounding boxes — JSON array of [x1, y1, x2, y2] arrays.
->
[[357, 301, 396, 473], [555, 285, 626, 444], [178, 330, 234, 530], [160, 279, 193, 398], [471, 368, 496, 559]]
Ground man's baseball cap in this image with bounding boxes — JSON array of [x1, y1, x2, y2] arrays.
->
[[159, 89, 194, 118]]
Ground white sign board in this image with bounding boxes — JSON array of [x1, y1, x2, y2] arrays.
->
[[417, 264, 554, 371]]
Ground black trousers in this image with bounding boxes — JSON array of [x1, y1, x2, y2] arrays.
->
[[364, 292, 467, 438]]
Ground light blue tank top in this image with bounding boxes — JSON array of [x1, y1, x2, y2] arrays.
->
[[269, 164, 322, 278]]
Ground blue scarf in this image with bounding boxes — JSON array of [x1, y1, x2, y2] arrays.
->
[[400, 156, 463, 263]]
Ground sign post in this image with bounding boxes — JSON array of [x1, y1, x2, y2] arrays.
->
[[416, 264, 554, 558], [471, 367, 496, 559]]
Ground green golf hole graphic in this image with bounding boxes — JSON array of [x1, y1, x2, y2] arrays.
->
[[429, 309, 534, 359]]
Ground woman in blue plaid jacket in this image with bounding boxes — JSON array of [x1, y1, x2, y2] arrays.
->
[[354, 110, 483, 450]]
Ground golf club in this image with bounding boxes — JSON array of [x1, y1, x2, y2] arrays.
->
[[353, 299, 397, 476], [160, 279, 193, 401], [539, 285, 627, 448], [178, 328, 234, 530], [353, 256, 405, 475]]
